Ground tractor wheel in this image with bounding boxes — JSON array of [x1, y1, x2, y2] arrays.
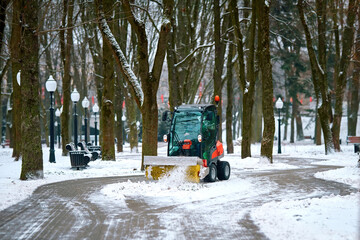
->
[[217, 161, 230, 180], [204, 163, 217, 182]]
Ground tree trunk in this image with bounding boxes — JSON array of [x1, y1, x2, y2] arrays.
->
[[252, 76, 262, 143], [331, 0, 358, 150], [113, 5, 127, 153], [125, 88, 138, 152], [60, 0, 73, 156], [20, 0, 43, 180], [295, 105, 304, 141], [213, 0, 226, 142], [298, 0, 334, 154], [114, 74, 123, 152], [87, 29, 103, 107], [0, 0, 9, 53], [237, 94, 242, 140], [231, 0, 256, 158], [316, 0, 334, 154], [100, 0, 115, 160], [226, 41, 234, 154], [315, 106, 322, 145], [283, 101, 289, 141], [10, 0, 22, 160], [141, 92, 158, 170], [290, 99, 295, 143], [348, 20, 360, 136], [40, 100, 49, 147], [166, 16, 182, 110], [258, 0, 275, 162], [0, 60, 9, 139], [318, 102, 334, 153]]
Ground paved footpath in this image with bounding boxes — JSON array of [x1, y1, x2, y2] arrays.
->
[[0, 157, 358, 240]]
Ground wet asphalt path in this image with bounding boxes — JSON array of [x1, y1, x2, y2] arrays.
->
[[0, 157, 358, 240]]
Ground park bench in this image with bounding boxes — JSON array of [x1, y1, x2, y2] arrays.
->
[[77, 141, 101, 160], [87, 144, 101, 153], [66, 142, 91, 170], [346, 136, 360, 153], [304, 135, 312, 140], [1, 139, 10, 148]]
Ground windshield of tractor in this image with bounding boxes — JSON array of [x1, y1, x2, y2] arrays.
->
[[172, 111, 201, 140], [169, 111, 201, 156]]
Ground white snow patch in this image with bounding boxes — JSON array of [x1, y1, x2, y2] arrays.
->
[[315, 166, 360, 188], [251, 193, 360, 240]]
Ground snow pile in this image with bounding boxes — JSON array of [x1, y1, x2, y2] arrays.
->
[[100, 164, 260, 208], [103, 166, 205, 198], [315, 167, 360, 188], [226, 155, 299, 171], [100, 176, 206, 208], [313, 149, 360, 188], [251, 192, 360, 240]]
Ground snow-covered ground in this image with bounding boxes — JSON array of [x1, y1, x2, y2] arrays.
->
[[0, 141, 359, 239]]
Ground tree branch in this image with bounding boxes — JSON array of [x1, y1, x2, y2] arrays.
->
[[297, 0, 324, 78], [174, 43, 214, 68], [96, 0, 143, 107], [130, 3, 160, 33], [151, 0, 174, 81], [121, 0, 150, 83]]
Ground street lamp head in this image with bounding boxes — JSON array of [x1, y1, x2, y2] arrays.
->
[[46, 75, 57, 92], [55, 108, 61, 117], [71, 88, 80, 103], [136, 121, 140, 127], [93, 103, 99, 113], [121, 115, 126, 121], [82, 96, 90, 109], [275, 97, 284, 109], [16, 71, 21, 86]]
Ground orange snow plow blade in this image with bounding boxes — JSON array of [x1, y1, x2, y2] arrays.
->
[[144, 156, 203, 183]]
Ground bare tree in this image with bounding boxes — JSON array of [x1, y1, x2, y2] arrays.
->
[[213, 0, 227, 142], [167, 0, 214, 110], [258, 0, 275, 162], [99, 0, 115, 160], [226, 40, 234, 154], [331, 0, 358, 150], [348, 15, 360, 136], [0, 0, 9, 53], [96, 0, 173, 169], [11, 0, 21, 160], [230, 0, 256, 158], [60, 0, 74, 156], [298, 0, 358, 153], [298, 0, 334, 154]]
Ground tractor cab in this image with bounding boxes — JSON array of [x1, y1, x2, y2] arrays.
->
[[164, 104, 221, 164]]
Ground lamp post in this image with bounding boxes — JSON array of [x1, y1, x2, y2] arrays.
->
[[71, 88, 80, 148], [82, 97, 90, 144], [45, 75, 57, 163], [55, 108, 61, 149], [275, 97, 284, 154], [93, 103, 99, 145]]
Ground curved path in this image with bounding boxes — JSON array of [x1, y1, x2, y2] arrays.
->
[[0, 157, 357, 239]]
